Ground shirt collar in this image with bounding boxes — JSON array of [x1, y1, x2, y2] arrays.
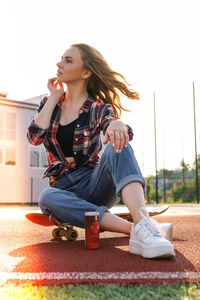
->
[[80, 95, 95, 113]]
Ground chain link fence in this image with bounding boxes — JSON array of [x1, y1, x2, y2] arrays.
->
[[145, 164, 199, 203]]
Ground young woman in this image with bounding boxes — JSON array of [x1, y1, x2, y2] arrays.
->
[[27, 43, 175, 259]]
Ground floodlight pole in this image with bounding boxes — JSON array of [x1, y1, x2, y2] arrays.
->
[[153, 91, 159, 204], [163, 129, 167, 202], [193, 82, 199, 203]]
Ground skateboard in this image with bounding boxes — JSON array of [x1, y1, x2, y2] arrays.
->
[[111, 205, 169, 222], [25, 213, 78, 241], [25, 205, 169, 240]]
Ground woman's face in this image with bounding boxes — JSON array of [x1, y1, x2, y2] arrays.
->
[[56, 47, 88, 83]]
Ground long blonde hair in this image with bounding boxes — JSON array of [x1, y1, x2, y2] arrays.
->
[[71, 43, 140, 119]]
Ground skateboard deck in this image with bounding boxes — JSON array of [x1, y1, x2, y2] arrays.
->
[[111, 205, 169, 222], [26, 205, 169, 240], [25, 213, 78, 240]]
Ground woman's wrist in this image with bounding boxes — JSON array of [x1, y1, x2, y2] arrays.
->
[[48, 92, 63, 105]]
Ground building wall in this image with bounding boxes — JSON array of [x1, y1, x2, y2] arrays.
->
[[0, 96, 49, 203]]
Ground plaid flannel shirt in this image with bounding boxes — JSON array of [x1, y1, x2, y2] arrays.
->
[[27, 94, 134, 186]]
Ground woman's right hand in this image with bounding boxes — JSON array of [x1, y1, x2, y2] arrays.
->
[[47, 77, 65, 98]]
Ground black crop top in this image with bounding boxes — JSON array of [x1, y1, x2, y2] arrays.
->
[[56, 119, 77, 157]]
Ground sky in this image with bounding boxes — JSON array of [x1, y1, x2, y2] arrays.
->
[[0, 0, 200, 176]]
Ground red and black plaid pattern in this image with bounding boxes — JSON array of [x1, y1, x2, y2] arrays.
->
[[27, 94, 133, 186]]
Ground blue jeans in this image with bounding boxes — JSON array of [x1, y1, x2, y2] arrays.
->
[[38, 143, 146, 228]]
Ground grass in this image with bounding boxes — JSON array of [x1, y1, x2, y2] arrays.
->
[[0, 283, 200, 300]]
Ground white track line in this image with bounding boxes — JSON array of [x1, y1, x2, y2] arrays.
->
[[1, 272, 200, 285]]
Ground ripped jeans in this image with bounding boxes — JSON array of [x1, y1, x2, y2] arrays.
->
[[38, 143, 146, 228]]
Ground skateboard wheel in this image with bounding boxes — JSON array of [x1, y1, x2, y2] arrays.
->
[[52, 228, 62, 239], [65, 228, 78, 241]]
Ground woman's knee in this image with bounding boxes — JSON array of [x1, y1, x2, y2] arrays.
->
[[103, 142, 133, 158], [102, 142, 116, 158], [38, 187, 55, 208]]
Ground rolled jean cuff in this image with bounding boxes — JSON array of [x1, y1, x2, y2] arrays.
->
[[96, 205, 109, 224], [116, 174, 146, 197]]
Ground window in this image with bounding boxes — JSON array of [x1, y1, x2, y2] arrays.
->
[[5, 148, 16, 165], [6, 112, 16, 129], [0, 148, 3, 164], [0, 111, 4, 140], [30, 150, 40, 167], [6, 112, 16, 141], [0, 110, 17, 166], [0, 111, 16, 142], [0, 129, 3, 140], [30, 147, 48, 168]]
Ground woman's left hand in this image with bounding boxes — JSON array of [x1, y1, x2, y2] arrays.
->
[[103, 120, 129, 153]]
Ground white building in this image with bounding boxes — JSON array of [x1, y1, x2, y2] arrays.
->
[[0, 93, 49, 203]]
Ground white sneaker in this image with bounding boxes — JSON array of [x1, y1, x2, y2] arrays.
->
[[129, 207, 175, 258]]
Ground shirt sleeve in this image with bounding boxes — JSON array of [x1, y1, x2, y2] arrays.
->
[[125, 124, 134, 141], [26, 96, 49, 146], [100, 104, 134, 141], [100, 104, 116, 135]]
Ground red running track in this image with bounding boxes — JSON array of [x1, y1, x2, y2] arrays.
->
[[0, 215, 200, 285]]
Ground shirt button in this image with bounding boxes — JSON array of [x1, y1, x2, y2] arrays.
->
[[75, 138, 78, 141], [74, 151, 77, 155], [77, 124, 80, 127]]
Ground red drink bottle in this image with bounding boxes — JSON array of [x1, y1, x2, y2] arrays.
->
[[85, 212, 100, 249]]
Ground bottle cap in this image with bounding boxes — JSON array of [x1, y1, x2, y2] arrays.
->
[[85, 212, 99, 216]]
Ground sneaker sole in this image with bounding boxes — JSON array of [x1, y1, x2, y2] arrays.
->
[[129, 240, 175, 259]]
